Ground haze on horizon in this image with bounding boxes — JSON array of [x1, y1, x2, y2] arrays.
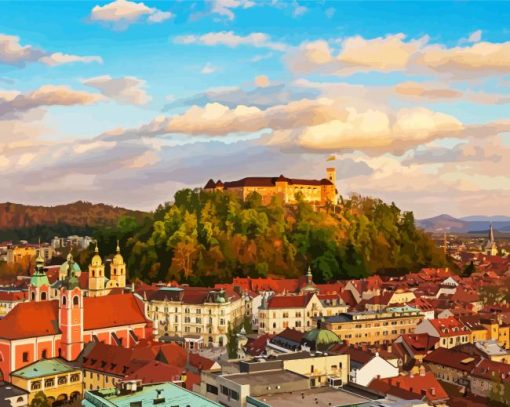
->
[[1, 0, 510, 219]]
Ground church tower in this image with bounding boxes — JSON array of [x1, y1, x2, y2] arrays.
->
[[28, 250, 50, 302], [110, 240, 126, 288], [484, 223, 498, 256], [88, 243, 106, 297], [59, 283, 84, 361]]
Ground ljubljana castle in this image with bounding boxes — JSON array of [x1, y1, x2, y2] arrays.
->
[[204, 167, 338, 205]]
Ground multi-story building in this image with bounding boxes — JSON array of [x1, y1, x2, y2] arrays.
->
[[203, 168, 337, 205], [258, 291, 348, 334], [10, 358, 82, 405], [323, 306, 423, 345], [0, 289, 26, 317], [414, 317, 471, 349], [145, 286, 246, 348], [6, 243, 55, 264]]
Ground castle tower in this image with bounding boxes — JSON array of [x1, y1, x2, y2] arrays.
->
[[59, 284, 84, 361], [327, 167, 336, 186], [28, 250, 50, 302], [110, 240, 126, 288], [88, 244, 106, 297]]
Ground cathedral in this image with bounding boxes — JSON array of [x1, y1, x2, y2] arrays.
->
[[36, 242, 128, 301], [0, 243, 151, 382]]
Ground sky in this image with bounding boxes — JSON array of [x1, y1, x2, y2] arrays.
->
[[1, 0, 510, 218]]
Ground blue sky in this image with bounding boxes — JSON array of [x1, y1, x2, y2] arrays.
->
[[1, 0, 510, 217]]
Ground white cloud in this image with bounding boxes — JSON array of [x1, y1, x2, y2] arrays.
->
[[201, 62, 217, 75], [0, 34, 102, 67], [0, 85, 103, 117], [90, 0, 173, 28], [40, 52, 103, 66], [461, 30, 483, 44], [287, 34, 427, 75], [209, 0, 255, 20], [82, 75, 151, 105], [292, 3, 308, 17], [174, 31, 287, 52], [287, 33, 510, 79]]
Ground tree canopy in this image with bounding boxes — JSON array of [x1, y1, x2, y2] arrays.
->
[[91, 189, 446, 285]]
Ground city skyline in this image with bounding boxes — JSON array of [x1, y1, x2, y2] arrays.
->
[[1, 1, 510, 218]]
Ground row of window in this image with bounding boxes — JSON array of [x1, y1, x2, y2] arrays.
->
[[153, 306, 226, 315], [30, 374, 80, 390]]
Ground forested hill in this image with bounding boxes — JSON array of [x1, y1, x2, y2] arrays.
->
[[0, 201, 148, 241], [94, 189, 447, 285]]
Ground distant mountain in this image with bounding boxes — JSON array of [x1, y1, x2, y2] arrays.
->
[[417, 214, 510, 233], [0, 201, 148, 242], [460, 215, 510, 222], [416, 214, 470, 233]]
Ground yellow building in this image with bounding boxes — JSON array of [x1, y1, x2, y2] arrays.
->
[[324, 306, 424, 346], [10, 358, 82, 405], [204, 168, 337, 205], [88, 243, 127, 297], [7, 244, 55, 264]]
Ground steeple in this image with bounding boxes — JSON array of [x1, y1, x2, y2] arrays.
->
[[111, 239, 126, 289], [488, 223, 495, 244], [485, 222, 498, 256], [89, 242, 106, 296]]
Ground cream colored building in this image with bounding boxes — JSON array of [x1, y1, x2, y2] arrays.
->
[[258, 292, 348, 335], [146, 287, 247, 347], [324, 306, 423, 345]]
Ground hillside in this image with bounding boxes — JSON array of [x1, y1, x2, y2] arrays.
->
[[417, 214, 510, 233], [92, 189, 447, 285], [0, 201, 148, 242]]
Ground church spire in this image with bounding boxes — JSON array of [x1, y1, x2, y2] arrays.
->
[[116, 239, 120, 253], [488, 222, 495, 243]]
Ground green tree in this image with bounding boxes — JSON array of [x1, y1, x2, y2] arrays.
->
[[226, 322, 239, 359], [30, 391, 50, 407]]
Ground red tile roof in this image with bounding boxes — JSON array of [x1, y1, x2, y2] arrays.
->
[[429, 317, 470, 337], [471, 359, 510, 382], [83, 294, 148, 330], [424, 347, 480, 372], [267, 294, 312, 309], [124, 360, 183, 384], [399, 333, 439, 354], [188, 352, 217, 371], [369, 372, 449, 402], [0, 290, 26, 301], [0, 300, 60, 339]]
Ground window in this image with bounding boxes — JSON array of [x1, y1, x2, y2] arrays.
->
[[41, 350, 47, 359], [22, 352, 29, 362], [44, 378, 54, 387], [206, 384, 218, 395], [73, 296, 79, 306], [58, 376, 67, 385], [221, 386, 229, 396], [62, 296, 67, 306], [41, 292, 47, 300], [31, 381, 41, 390]]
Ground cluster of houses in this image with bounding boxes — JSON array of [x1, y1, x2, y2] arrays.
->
[[0, 237, 509, 406]]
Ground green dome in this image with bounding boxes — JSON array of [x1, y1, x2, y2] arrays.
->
[[59, 255, 81, 276], [302, 327, 341, 352]]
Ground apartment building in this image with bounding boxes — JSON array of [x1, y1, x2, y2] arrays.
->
[[324, 306, 423, 345], [146, 286, 247, 347]]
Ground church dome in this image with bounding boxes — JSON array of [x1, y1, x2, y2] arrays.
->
[[91, 244, 103, 267], [302, 321, 341, 352]]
